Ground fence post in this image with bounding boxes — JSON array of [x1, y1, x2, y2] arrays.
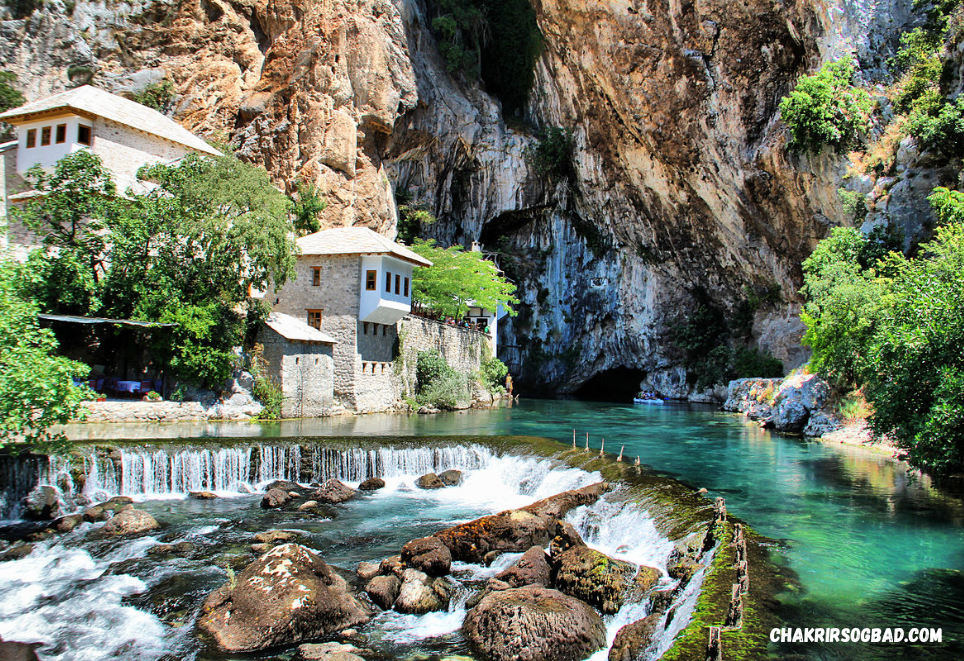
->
[[706, 626, 722, 661]]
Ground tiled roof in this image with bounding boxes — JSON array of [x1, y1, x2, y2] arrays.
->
[[0, 85, 220, 156], [296, 227, 432, 267], [265, 312, 337, 344]]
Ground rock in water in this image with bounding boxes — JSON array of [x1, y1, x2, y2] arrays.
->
[[102, 509, 160, 536], [365, 574, 400, 610], [401, 536, 452, 577], [495, 545, 551, 588], [312, 479, 356, 504], [22, 486, 61, 520], [438, 469, 463, 486], [198, 544, 372, 652], [608, 614, 662, 661], [462, 586, 606, 661], [189, 491, 217, 500], [554, 546, 653, 614], [261, 488, 289, 509], [265, 480, 301, 493], [522, 482, 610, 519], [0, 636, 40, 661], [415, 473, 445, 489], [297, 642, 367, 660], [358, 477, 386, 491], [393, 568, 451, 614], [356, 561, 381, 582]]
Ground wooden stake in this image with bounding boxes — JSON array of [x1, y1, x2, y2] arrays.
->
[[617, 445, 624, 462], [737, 560, 749, 595], [706, 626, 722, 661], [599, 439, 605, 458], [584, 433, 590, 453], [725, 583, 743, 628], [572, 429, 576, 449]]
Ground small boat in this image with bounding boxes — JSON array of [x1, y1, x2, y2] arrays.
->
[[633, 392, 664, 404]]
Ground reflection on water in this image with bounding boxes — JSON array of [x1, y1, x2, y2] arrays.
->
[[60, 399, 964, 660]]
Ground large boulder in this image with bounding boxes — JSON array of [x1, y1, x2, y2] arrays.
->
[[415, 473, 445, 489], [265, 480, 302, 493], [102, 509, 159, 536], [22, 486, 61, 521], [438, 469, 463, 486], [358, 477, 385, 491], [198, 544, 372, 652], [495, 546, 551, 588], [554, 546, 655, 614], [462, 586, 607, 661], [261, 488, 290, 509], [434, 482, 609, 564], [608, 614, 662, 661], [356, 561, 381, 582], [393, 568, 451, 614], [312, 479, 356, 504], [401, 536, 452, 577], [771, 373, 830, 433], [365, 574, 400, 610], [549, 520, 587, 559]]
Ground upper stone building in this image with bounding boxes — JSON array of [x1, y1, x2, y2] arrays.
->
[[267, 226, 434, 411], [0, 85, 220, 252]]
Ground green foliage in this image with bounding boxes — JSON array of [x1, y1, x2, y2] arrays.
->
[[395, 190, 437, 244], [409, 238, 519, 320], [527, 127, 575, 180], [415, 349, 468, 409], [0, 71, 24, 114], [779, 56, 873, 153], [131, 80, 176, 112], [14, 150, 297, 389], [479, 355, 508, 392], [249, 343, 283, 419], [427, 0, 542, 114], [907, 94, 964, 155], [838, 188, 869, 224], [892, 26, 945, 114], [732, 347, 784, 380], [0, 261, 90, 451], [731, 282, 782, 340], [66, 64, 94, 86], [292, 178, 327, 236], [146, 390, 162, 401]]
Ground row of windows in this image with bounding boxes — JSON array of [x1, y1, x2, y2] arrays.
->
[[25, 124, 91, 149], [364, 269, 409, 297], [362, 322, 391, 336]]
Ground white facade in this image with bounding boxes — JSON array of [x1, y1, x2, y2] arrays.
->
[[359, 254, 414, 324], [466, 303, 508, 355], [14, 115, 90, 172]]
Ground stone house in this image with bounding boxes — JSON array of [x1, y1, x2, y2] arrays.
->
[[268, 226, 441, 412], [0, 85, 220, 253], [259, 312, 337, 417]]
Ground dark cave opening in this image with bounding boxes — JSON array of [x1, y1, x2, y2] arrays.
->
[[572, 367, 647, 403]]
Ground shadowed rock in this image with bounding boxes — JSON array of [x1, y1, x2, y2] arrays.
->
[[365, 574, 400, 610], [554, 546, 657, 614], [22, 486, 61, 520], [401, 536, 452, 577], [608, 613, 662, 661], [312, 479, 356, 504], [261, 488, 289, 509], [358, 477, 386, 491], [198, 544, 372, 652], [496, 545, 552, 588], [463, 586, 606, 661]]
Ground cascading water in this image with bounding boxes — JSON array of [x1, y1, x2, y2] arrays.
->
[[1, 442, 709, 661], [0, 453, 43, 520]]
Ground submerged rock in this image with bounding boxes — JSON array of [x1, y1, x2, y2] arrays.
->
[[312, 479, 356, 504], [148, 541, 196, 557], [53, 514, 84, 534], [608, 613, 662, 661], [22, 486, 61, 520], [198, 543, 372, 652], [261, 488, 290, 509], [393, 568, 451, 614], [554, 546, 653, 614], [102, 509, 159, 536], [298, 500, 320, 511], [496, 545, 551, 588], [401, 536, 452, 577], [189, 491, 217, 500], [439, 469, 463, 486], [358, 477, 385, 491], [0, 544, 33, 562], [365, 574, 401, 610], [297, 642, 367, 661], [415, 473, 445, 489], [463, 586, 606, 661]]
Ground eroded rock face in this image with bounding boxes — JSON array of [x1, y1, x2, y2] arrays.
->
[[463, 586, 607, 661], [401, 536, 452, 577], [198, 544, 372, 652], [609, 614, 662, 661], [393, 568, 451, 614], [312, 479, 356, 504], [495, 545, 552, 588], [553, 546, 639, 614], [22, 486, 61, 521]]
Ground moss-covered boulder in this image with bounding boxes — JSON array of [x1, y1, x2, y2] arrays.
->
[[554, 546, 654, 614]]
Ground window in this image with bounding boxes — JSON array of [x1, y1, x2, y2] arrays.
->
[[365, 270, 376, 291], [363, 322, 368, 335], [385, 271, 392, 293], [26, 129, 36, 148], [40, 126, 51, 146], [77, 125, 91, 146], [395, 274, 401, 295], [55, 124, 66, 144], [403, 277, 409, 297], [311, 267, 321, 286], [307, 309, 323, 330]]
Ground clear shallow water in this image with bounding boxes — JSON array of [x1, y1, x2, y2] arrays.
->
[[62, 399, 964, 659]]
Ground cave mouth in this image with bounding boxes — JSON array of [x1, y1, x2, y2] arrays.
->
[[573, 367, 647, 403]]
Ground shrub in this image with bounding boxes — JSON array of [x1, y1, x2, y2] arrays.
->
[[415, 349, 469, 409], [838, 188, 868, 224], [249, 344, 283, 419], [779, 56, 873, 153], [131, 80, 176, 112], [146, 391, 162, 402], [732, 348, 785, 380], [527, 126, 575, 180], [479, 355, 508, 392], [907, 94, 964, 156]]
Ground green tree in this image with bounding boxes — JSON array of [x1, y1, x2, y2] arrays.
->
[[409, 238, 519, 320], [0, 71, 24, 113], [0, 261, 90, 451], [779, 56, 873, 153], [292, 178, 327, 236], [131, 80, 176, 112]]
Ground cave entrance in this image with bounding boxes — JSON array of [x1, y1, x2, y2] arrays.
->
[[573, 367, 647, 403]]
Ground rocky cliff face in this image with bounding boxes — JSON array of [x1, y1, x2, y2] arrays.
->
[[0, 0, 919, 397]]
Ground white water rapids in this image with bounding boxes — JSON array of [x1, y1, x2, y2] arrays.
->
[[1, 443, 703, 661]]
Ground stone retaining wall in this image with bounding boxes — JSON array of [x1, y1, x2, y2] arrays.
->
[[81, 399, 263, 423]]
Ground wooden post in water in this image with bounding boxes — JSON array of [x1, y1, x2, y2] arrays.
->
[[737, 560, 749, 595], [706, 626, 722, 661], [735, 535, 747, 565], [572, 429, 577, 449], [584, 433, 590, 453], [733, 523, 744, 545], [617, 445, 624, 462], [714, 497, 727, 524], [725, 583, 743, 628], [599, 439, 605, 458], [635, 457, 641, 475]]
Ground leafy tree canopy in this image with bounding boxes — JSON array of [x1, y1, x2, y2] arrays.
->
[[409, 239, 519, 320]]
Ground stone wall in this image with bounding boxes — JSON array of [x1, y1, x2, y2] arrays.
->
[[91, 116, 193, 191], [81, 400, 261, 423], [269, 254, 361, 408], [259, 328, 335, 418]]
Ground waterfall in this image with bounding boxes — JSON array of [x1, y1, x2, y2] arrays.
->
[[41, 443, 496, 501], [0, 453, 43, 521]]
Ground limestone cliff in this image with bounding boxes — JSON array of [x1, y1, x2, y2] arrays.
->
[[0, 0, 921, 397]]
